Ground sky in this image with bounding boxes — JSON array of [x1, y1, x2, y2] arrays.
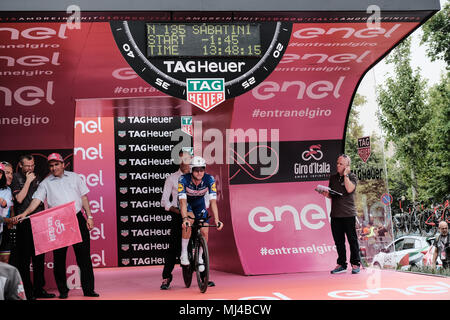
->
[[356, 0, 447, 136]]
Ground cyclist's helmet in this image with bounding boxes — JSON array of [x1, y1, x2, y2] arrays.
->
[[190, 156, 206, 171]]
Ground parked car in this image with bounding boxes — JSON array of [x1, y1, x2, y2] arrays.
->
[[421, 237, 442, 269], [371, 235, 435, 270]]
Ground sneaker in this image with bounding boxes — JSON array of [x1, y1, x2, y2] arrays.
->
[[160, 278, 171, 290], [180, 254, 190, 266], [351, 264, 360, 274], [330, 265, 347, 274]]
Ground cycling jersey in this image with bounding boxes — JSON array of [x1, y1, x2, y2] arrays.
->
[[178, 173, 217, 220]]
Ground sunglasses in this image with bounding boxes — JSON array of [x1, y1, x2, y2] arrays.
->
[[192, 167, 205, 173]]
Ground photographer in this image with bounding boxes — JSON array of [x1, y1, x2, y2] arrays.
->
[[432, 221, 449, 269]]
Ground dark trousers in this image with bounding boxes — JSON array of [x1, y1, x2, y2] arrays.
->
[[162, 213, 181, 280], [53, 212, 95, 295], [331, 217, 361, 268], [13, 219, 47, 299]]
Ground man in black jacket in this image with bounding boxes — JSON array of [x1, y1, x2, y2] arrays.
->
[[11, 154, 54, 300]]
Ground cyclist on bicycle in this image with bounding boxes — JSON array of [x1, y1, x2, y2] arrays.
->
[[178, 156, 223, 273]]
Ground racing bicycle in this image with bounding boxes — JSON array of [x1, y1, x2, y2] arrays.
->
[[181, 215, 218, 293]]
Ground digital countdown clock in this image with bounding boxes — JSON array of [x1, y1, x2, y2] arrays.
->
[[110, 21, 292, 111], [146, 23, 262, 57]]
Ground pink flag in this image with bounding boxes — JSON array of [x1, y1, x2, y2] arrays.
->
[[30, 202, 82, 255]]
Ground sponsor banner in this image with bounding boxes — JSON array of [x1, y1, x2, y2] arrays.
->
[[232, 11, 431, 23], [114, 115, 192, 266], [0, 23, 88, 150], [229, 140, 341, 185], [0, 11, 170, 23], [233, 22, 419, 142], [0, 22, 165, 151], [74, 114, 118, 267], [230, 181, 336, 274]]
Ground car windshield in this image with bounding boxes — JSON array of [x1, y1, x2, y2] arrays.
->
[[395, 239, 405, 251]]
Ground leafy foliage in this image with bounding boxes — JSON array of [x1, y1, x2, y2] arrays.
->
[[376, 38, 430, 203], [421, 2, 450, 68]]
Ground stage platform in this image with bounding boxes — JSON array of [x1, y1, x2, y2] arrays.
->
[[45, 265, 450, 300]]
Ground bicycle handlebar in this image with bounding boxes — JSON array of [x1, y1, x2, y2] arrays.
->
[[184, 215, 221, 228]]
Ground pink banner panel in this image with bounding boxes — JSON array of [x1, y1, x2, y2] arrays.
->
[[230, 181, 335, 274], [232, 22, 418, 142], [74, 115, 118, 268]]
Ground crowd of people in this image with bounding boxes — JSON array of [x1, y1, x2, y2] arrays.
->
[[0, 154, 98, 300], [1, 152, 447, 300]]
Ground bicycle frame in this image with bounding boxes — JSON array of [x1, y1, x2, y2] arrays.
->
[[181, 216, 217, 293]]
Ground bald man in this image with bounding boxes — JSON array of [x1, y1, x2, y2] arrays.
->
[[432, 221, 449, 269], [317, 154, 360, 274]]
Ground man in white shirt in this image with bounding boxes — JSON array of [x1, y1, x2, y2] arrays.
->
[[14, 153, 99, 299], [160, 151, 191, 290]]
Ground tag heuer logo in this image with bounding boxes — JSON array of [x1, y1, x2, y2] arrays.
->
[[121, 244, 130, 251], [118, 130, 126, 138], [119, 173, 127, 180], [120, 201, 128, 208], [122, 258, 130, 265], [120, 216, 128, 223], [119, 159, 127, 166], [186, 78, 225, 112], [117, 117, 126, 124], [181, 116, 193, 136], [121, 230, 129, 237], [120, 187, 128, 194], [118, 145, 126, 152], [357, 136, 371, 163]]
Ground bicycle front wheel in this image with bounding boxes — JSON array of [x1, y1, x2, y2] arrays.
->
[[182, 239, 194, 288], [195, 235, 210, 293]]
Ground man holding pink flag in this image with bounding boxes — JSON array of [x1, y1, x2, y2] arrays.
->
[[13, 153, 99, 299]]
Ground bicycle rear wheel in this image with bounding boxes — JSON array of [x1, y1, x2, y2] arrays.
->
[[182, 239, 194, 288], [195, 235, 209, 293]]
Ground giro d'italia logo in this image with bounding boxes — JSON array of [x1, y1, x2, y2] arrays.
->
[[301, 144, 323, 161], [186, 78, 225, 112]]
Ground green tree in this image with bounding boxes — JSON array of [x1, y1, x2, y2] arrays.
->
[[376, 38, 429, 202], [421, 2, 450, 68], [418, 2, 450, 203], [419, 73, 450, 202]]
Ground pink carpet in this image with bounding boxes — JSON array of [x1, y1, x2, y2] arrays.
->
[[44, 265, 450, 300]]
